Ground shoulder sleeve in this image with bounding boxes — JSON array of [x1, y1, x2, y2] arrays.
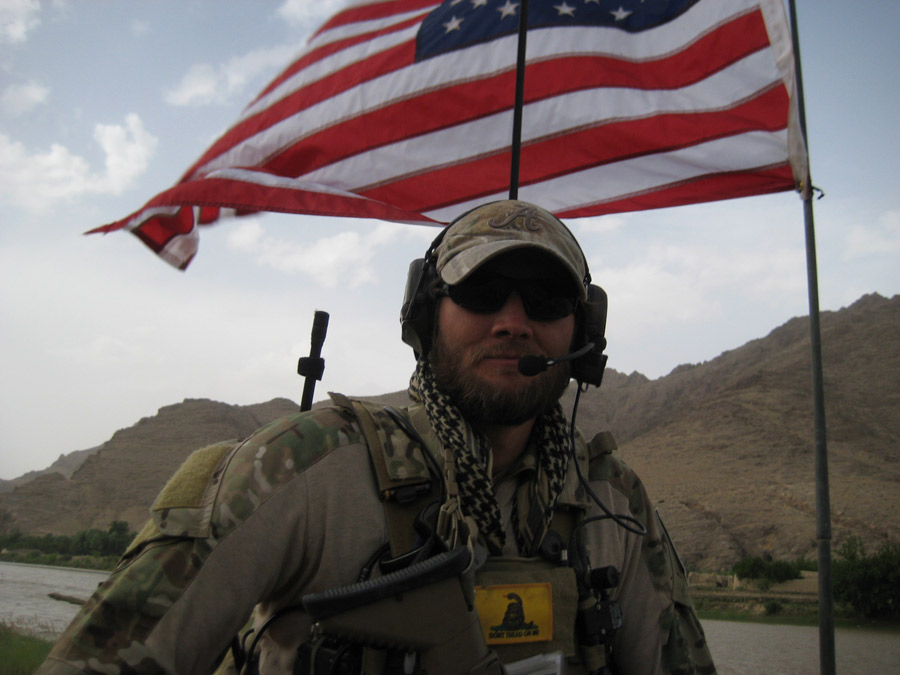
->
[[654, 509, 717, 675], [38, 406, 363, 675], [586, 440, 716, 675]]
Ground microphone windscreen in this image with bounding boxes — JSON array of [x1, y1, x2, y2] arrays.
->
[[517, 355, 548, 376]]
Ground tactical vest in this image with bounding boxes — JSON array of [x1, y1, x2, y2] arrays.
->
[[327, 394, 619, 674]]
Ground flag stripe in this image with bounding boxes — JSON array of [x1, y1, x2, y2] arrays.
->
[[182, 38, 419, 182], [294, 48, 785, 193], [268, 24, 774, 181], [314, 0, 438, 35], [97, 0, 808, 269], [250, 10, 430, 107], [358, 84, 791, 212], [426, 129, 794, 220], [193, 6, 774, 185], [256, 0, 763, 126], [559, 165, 796, 218], [195, 0, 765, 179]]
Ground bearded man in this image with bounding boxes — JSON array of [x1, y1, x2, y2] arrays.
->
[[38, 200, 715, 675]]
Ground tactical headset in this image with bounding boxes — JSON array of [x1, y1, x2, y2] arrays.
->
[[400, 204, 609, 387]]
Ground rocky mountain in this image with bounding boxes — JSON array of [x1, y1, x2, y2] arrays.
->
[[0, 398, 301, 535], [0, 446, 100, 494], [1, 294, 897, 571]]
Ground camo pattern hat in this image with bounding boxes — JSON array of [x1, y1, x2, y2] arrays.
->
[[434, 200, 588, 300]]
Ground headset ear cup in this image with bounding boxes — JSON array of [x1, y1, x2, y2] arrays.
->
[[400, 258, 436, 358], [572, 284, 608, 386]]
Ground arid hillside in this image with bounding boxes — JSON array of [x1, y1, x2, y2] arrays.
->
[[0, 398, 301, 534], [1, 293, 897, 571]]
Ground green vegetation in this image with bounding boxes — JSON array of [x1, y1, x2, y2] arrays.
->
[[833, 536, 900, 619], [732, 555, 802, 588], [794, 555, 817, 572], [711, 542, 900, 626], [0, 622, 53, 675], [0, 521, 135, 571]]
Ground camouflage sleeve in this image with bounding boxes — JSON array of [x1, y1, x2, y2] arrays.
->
[[587, 441, 716, 675], [653, 509, 716, 675], [37, 406, 364, 675]]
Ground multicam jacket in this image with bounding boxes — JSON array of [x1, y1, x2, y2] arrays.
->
[[37, 400, 714, 675]]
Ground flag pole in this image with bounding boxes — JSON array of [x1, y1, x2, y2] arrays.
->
[[786, 2, 835, 673], [508, 0, 530, 199]]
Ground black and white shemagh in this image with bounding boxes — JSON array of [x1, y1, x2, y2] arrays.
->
[[409, 358, 570, 556]]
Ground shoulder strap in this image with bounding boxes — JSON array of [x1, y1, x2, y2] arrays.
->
[[587, 430, 617, 480], [328, 393, 438, 557]]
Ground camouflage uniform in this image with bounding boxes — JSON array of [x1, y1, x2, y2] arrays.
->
[[37, 402, 714, 674]]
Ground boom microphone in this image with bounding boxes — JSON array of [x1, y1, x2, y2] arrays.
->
[[517, 342, 595, 376]]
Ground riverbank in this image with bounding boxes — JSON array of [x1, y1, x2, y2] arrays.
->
[[4, 558, 898, 633], [692, 571, 900, 632], [3, 563, 899, 675], [0, 551, 116, 571]]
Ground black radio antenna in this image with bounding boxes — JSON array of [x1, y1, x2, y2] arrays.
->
[[297, 310, 329, 412]]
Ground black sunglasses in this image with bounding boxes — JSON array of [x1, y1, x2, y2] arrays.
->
[[436, 276, 577, 321]]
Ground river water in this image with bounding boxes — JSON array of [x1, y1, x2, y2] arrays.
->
[[0, 560, 108, 640], [2, 562, 898, 672]]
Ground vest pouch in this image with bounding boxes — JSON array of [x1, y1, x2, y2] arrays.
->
[[474, 557, 579, 664]]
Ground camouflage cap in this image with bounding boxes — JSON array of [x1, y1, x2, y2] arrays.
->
[[435, 200, 588, 299]]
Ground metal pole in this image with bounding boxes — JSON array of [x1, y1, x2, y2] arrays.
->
[[786, 2, 835, 672], [804, 195, 836, 675], [508, 0, 529, 199]]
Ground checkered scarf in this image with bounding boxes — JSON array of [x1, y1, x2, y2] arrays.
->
[[409, 359, 569, 556]]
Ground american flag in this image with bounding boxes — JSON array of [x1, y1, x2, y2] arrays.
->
[[93, 0, 808, 269]]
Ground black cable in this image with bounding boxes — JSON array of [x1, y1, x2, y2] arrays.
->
[[568, 382, 647, 537], [358, 542, 391, 582]]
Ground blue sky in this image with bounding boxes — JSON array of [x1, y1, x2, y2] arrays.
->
[[1, 0, 897, 479]]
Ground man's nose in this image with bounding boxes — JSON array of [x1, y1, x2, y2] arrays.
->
[[490, 292, 533, 339]]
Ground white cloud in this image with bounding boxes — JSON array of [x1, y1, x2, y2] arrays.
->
[[598, 240, 806, 335], [845, 210, 900, 257], [93, 113, 158, 191], [0, 0, 40, 44], [1, 80, 48, 115], [130, 19, 149, 36], [0, 113, 157, 212], [164, 63, 219, 106], [226, 219, 411, 287], [277, 0, 346, 28], [226, 217, 266, 250], [164, 44, 298, 107], [575, 214, 627, 234], [603, 258, 711, 328]]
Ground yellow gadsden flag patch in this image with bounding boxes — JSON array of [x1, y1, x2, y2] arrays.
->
[[474, 582, 553, 645]]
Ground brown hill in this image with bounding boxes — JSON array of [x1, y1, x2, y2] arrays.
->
[[1, 294, 897, 572], [0, 398, 300, 534], [597, 293, 900, 569], [0, 446, 101, 494]]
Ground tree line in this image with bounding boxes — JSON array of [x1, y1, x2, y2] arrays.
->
[[733, 536, 900, 620], [0, 521, 135, 559]]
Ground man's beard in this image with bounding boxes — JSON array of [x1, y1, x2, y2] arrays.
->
[[430, 333, 571, 426]]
